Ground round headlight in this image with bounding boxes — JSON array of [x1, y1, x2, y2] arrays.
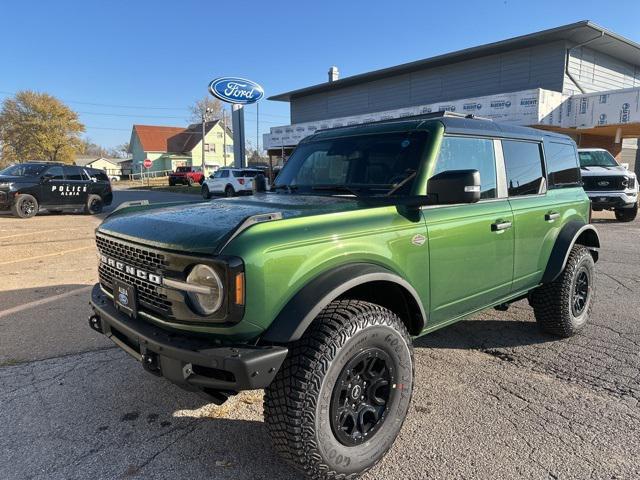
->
[[186, 264, 224, 315]]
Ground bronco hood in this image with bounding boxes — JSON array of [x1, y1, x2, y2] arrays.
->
[[98, 194, 360, 254]]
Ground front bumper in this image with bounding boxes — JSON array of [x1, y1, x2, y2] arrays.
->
[[587, 190, 638, 209], [89, 284, 287, 393]]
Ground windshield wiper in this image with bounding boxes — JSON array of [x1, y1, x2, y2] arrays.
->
[[311, 185, 361, 197], [273, 184, 298, 194]]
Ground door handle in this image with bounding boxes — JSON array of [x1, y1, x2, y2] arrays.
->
[[491, 221, 512, 232], [545, 212, 560, 222]]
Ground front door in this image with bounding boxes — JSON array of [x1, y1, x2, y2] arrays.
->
[[425, 136, 514, 325], [39, 165, 67, 207], [61, 166, 90, 208]]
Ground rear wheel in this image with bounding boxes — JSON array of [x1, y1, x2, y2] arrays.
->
[[188, 177, 196, 187], [202, 185, 211, 199], [225, 185, 235, 197], [614, 203, 637, 222], [168, 178, 176, 186], [11, 194, 38, 219], [85, 194, 103, 215], [264, 300, 414, 479], [529, 245, 595, 337]]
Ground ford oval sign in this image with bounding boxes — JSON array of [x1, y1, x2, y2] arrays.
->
[[208, 77, 264, 105]]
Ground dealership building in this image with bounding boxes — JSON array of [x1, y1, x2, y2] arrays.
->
[[264, 21, 640, 173]]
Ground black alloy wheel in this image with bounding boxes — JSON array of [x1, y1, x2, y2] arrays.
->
[[330, 348, 395, 446]]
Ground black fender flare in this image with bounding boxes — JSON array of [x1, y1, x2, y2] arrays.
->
[[261, 263, 426, 343], [541, 221, 600, 284]]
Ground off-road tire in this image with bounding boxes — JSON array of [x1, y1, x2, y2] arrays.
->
[[188, 177, 196, 187], [614, 203, 637, 222], [264, 300, 414, 479], [11, 194, 38, 219], [225, 186, 235, 197], [168, 178, 176, 187], [201, 185, 211, 199], [85, 194, 103, 215], [529, 245, 595, 337]]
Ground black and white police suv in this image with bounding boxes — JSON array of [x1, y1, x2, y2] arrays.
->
[[0, 161, 113, 219]]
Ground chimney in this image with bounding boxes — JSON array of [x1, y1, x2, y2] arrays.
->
[[328, 66, 339, 82]]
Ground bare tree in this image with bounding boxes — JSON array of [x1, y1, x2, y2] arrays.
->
[[188, 96, 224, 123]]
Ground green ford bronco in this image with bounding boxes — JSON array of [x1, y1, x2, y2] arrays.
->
[[89, 112, 599, 479]]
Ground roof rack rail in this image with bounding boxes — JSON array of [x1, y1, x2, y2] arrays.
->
[[314, 110, 494, 134]]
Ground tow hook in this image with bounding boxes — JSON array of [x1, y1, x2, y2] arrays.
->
[[88, 315, 103, 333], [141, 351, 161, 376]]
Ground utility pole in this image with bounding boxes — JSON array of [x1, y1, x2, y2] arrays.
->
[[201, 107, 212, 172]]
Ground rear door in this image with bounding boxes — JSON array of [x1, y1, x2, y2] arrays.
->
[[502, 139, 558, 292], [426, 136, 514, 325], [62, 166, 90, 207]]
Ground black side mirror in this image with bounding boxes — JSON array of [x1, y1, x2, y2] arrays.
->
[[41, 174, 54, 183], [427, 169, 481, 204]]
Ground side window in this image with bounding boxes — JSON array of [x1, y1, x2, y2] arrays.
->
[[433, 136, 497, 199], [232, 170, 242, 177], [502, 140, 545, 196], [46, 166, 64, 180], [64, 166, 85, 181], [546, 142, 581, 189], [220, 170, 229, 178], [213, 170, 222, 179]]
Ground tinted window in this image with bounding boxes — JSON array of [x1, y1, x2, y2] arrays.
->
[[0, 163, 48, 176], [546, 142, 581, 189], [220, 170, 229, 178], [242, 170, 258, 177], [46, 166, 65, 180], [177, 166, 191, 172], [89, 170, 109, 182], [433, 136, 497, 199], [64, 166, 86, 181], [502, 140, 545, 196]]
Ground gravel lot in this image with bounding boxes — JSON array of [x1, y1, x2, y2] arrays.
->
[[1, 193, 638, 480]]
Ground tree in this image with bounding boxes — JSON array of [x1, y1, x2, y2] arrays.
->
[[188, 96, 225, 124], [79, 138, 109, 157], [0, 90, 85, 163], [108, 142, 130, 158]]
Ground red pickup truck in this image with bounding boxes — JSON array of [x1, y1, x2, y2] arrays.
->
[[168, 166, 205, 186]]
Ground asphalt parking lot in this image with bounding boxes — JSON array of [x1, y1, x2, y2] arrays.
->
[[1, 193, 639, 480]]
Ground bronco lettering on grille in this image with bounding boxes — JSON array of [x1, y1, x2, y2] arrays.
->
[[99, 254, 163, 285]]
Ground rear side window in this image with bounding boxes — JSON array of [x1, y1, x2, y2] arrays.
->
[[433, 136, 497, 199], [502, 140, 545, 196], [90, 171, 109, 182], [46, 166, 65, 180], [546, 142, 581, 189], [64, 166, 87, 181], [242, 170, 258, 177]]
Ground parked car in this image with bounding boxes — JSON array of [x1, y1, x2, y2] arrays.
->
[[88, 113, 599, 479], [0, 161, 113, 218], [168, 166, 205, 186], [578, 148, 638, 221], [201, 167, 268, 198]]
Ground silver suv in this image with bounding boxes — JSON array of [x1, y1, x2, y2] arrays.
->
[[579, 148, 638, 222]]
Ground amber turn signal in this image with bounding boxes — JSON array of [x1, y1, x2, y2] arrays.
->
[[234, 272, 245, 305]]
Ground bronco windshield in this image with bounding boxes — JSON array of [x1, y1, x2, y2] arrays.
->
[[579, 150, 618, 168], [0, 163, 48, 177], [274, 131, 428, 197]]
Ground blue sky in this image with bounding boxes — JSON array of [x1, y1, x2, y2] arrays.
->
[[1, 0, 639, 150]]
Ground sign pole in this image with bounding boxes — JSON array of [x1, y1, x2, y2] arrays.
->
[[232, 104, 245, 168]]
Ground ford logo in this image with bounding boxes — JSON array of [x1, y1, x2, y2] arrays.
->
[[118, 292, 129, 305], [597, 180, 610, 187], [208, 77, 264, 105]]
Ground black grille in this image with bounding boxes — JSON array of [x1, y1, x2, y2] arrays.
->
[[96, 234, 172, 314], [582, 176, 626, 191]]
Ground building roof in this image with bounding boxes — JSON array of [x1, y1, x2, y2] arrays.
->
[[270, 20, 640, 102], [132, 121, 231, 153], [75, 156, 127, 167], [132, 125, 186, 152]]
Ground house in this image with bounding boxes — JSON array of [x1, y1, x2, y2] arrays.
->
[[74, 156, 132, 179], [128, 121, 234, 175]]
